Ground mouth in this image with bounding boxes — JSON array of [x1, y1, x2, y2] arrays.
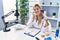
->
[[35, 12, 38, 13]]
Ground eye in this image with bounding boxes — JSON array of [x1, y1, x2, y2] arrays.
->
[[34, 9, 36, 11], [37, 8, 39, 10]]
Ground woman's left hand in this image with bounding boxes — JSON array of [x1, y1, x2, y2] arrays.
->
[[44, 21, 49, 28], [46, 33, 50, 36]]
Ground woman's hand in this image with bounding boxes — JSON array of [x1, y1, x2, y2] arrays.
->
[[46, 33, 50, 36], [32, 12, 36, 22], [44, 21, 49, 28], [41, 33, 45, 38], [41, 34, 45, 38]]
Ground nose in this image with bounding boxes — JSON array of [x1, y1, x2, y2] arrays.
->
[[35, 10, 38, 13]]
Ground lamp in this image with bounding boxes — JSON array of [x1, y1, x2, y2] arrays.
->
[[14, 10, 19, 23], [2, 10, 18, 32]]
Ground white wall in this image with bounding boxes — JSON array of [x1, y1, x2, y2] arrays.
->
[[0, 0, 4, 30], [3, 0, 16, 22], [0, 0, 16, 30]]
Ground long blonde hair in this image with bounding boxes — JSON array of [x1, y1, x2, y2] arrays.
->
[[38, 13, 43, 25], [32, 4, 44, 25]]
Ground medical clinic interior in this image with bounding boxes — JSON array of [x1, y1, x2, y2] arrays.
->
[[0, 0, 60, 40]]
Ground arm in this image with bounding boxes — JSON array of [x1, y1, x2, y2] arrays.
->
[[32, 13, 36, 22], [26, 13, 35, 27], [44, 20, 52, 36], [26, 14, 33, 25]]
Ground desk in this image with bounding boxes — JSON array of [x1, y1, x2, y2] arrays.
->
[[0, 24, 60, 40]]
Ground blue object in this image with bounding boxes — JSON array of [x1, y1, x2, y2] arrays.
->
[[55, 29, 59, 37], [44, 37, 52, 40]]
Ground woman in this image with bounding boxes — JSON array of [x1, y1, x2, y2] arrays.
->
[[27, 4, 51, 37]]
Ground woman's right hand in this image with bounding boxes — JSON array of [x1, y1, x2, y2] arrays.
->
[[32, 12, 36, 22]]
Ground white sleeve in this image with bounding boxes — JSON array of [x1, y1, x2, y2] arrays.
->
[[26, 14, 33, 27], [41, 15, 52, 33], [43, 14, 48, 21], [42, 20, 52, 34]]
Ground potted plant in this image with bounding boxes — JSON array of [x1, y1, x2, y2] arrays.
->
[[52, 12, 56, 18], [20, 0, 29, 24]]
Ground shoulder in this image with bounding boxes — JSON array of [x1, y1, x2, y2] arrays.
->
[[42, 14, 47, 21]]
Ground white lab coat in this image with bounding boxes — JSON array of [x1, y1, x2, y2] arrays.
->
[[26, 14, 51, 34]]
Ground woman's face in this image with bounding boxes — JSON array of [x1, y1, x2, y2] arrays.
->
[[33, 6, 41, 16]]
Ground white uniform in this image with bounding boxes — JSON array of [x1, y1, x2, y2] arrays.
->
[[27, 14, 51, 34]]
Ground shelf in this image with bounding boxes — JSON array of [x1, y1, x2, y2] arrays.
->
[[41, 5, 60, 6], [58, 18, 60, 21], [47, 17, 58, 20], [29, 0, 38, 2], [41, 4, 60, 6], [47, 17, 60, 21]]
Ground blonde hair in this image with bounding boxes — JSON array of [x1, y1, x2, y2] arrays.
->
[[38, 13, 44, 25], [32, 4, 44, 25], [34, 4, 41, 9]]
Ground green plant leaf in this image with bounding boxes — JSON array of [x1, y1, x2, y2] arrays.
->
[[19, 0, 29, 24]]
